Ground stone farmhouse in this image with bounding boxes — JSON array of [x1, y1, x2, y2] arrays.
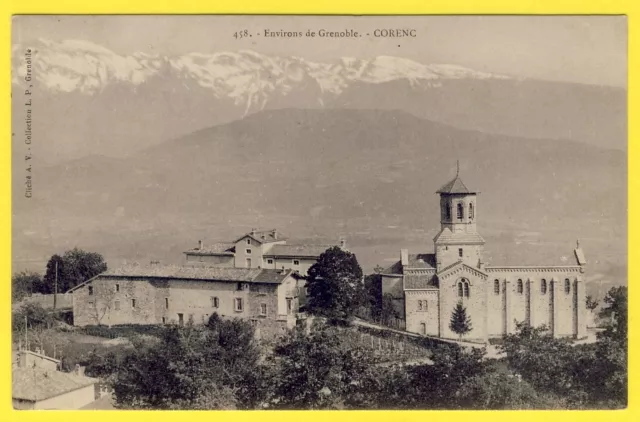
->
[[184, 228, 344, 276], [71, 230, 342, 338], [381, 168, 588, 342]]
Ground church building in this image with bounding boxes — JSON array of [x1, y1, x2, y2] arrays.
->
[[381, 167, 588, 342]]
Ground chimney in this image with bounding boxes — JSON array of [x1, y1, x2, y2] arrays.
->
[[198, 240, 203, 250], [400, 249, 409, 266], [251, 228, 257, 236], [339, 237, 346, 249], [79, 366, 86, 377], [272, 229, 278, 239]]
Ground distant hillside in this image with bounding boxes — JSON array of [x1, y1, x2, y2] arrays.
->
[[11, 39, 627, 164], [12, 109, 627, 298]]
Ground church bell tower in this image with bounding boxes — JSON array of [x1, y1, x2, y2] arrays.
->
[[434, 162, 485, 271]]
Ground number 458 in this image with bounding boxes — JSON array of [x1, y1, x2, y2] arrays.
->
[[234, 30, 249, 39]]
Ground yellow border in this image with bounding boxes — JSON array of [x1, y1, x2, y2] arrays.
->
[[1, 1, 636, 422]]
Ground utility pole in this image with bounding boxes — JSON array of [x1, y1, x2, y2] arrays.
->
[[53, 260, 58, 310], [24, 315, 28, 350]]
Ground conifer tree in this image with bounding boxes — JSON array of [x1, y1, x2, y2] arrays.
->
[[449, 301, 472, 340]]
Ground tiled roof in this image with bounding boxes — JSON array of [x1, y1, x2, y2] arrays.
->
[[100, 265, 292, 284], [436, 176, 475, 194], [12, 367, 98, 402], [433, 228, 485, 245], [234, 229, 288, 244], [264, 244, 335, 258], [404, 272, 439, 289], [407, 253, 436, 269], [184, 242, 235, 256], [381, 260, 403, 275]]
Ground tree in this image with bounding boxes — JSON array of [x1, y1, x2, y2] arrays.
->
[[12, 271, 42, 301], [305, 246, 364, 320], [449, 301, 472, 340], [111, 316, 262, 410], [268, 322, 376, 409], [586, 295, 599, 311], [598, 286, 627, 342], [44, 248, 107, 293]]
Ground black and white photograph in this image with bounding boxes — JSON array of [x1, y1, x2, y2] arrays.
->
[[11, 15, 627, 410]]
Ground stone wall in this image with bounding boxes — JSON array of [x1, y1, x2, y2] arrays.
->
[[438, 270, 488, 342], [405, 290, 439, 336]]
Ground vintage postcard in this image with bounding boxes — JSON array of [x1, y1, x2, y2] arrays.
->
[[10, 15, 627, 411]]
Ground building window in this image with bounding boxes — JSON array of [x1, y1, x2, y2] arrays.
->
[[418, 300, 423, 311], [88, 301, 94, 307], [131, 299, 136, 308], [177, 313, 184, 326], [458, 248, 463, 258], [246, 239, 251, 245], [286, 298, 293, 314], [237, 283, 244, 291], [458, 279, 470, 298], [565, 279, 571, 294], [260, 303, 267, 316], [211, 296, 219, 308], [517, 279, 524, 294], [161, 317, 166, 324], [235, 298, 243, 312], [88, 286, 94, 295], [420, 323, 427, 335], [494, 280, 500, 295], [115, 284, 120, 292], [267, 259, 274, 265], [293, 260, 300, 266], [246, 248, 252, 254], [469, 203, 474, 220], [457, 203, 464, 220], [114, 300, 120, 310], [541, 279, 547, 295], [445, 203, 451, 220], [165, 298, 169, 309], [246, 258, 252, 268]]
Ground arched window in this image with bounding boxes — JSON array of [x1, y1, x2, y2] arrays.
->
[[445, 203, 451, 220], [565, 279, 571, 294], [457, 203, 464, 220], [469, 203, 474, 220], [517, 279, 523, 294], [494, 280, 500, 295], [418, 300, 423, 311], [458, 282, 464, 297], [541, 279, 547, 295], [464, 283, 470, 298]]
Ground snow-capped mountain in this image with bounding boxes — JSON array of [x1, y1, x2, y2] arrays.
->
[[11, 38, 626, 164], [13, 38, 509, 113]]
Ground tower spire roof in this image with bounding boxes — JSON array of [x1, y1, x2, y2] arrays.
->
[[436, 162, 476, 194]]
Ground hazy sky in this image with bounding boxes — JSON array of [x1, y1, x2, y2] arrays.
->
[[13, 15, 627, 87]]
